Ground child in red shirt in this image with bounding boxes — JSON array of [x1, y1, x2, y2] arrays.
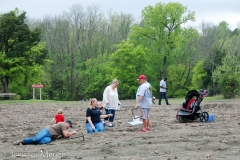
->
[[51, 109, 65, 124]]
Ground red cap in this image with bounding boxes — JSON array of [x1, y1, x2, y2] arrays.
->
[[137, 75, 146, 80]]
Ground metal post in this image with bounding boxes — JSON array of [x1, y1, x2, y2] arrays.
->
[[40, 83, 42, 100], [33, 87, 35, 100]]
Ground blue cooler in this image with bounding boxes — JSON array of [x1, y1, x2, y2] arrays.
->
[[208, 114, 214, 122]]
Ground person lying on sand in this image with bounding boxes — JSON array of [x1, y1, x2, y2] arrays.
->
[[13, 120, 77, 145]]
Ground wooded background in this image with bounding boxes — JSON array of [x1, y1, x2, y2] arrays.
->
[[0, 2, 240, 100]]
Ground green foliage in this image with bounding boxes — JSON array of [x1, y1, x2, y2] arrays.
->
[[0, 9, 48, 98], [223, 29, 240, 56], [191, 60, 207, 89], [82, 54, 108, 100], [130, 2, 195, 78], [219, 75, 239, 99], [213, 54, 240, 98], [14, 94, 21, 100], [5, 4, 237, 100], [106, 41, 152, 99], [167, 64, 190, 97], [198, 21, 231, 95]]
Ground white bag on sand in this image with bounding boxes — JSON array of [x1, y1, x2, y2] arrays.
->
[[127, 118, 143, 125]]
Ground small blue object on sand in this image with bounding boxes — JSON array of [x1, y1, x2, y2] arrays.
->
[[208, 114, 214, 122]]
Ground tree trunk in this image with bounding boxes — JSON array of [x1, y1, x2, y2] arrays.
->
[[161, 55, 167, 78]]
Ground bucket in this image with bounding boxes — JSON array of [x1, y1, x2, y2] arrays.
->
[[208, 114, 214, 122]]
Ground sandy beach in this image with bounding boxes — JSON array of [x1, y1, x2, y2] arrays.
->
[[0, 99, 239, 160]]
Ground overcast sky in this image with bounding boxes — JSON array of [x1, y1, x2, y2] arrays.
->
[[1, 0, 240, 30]]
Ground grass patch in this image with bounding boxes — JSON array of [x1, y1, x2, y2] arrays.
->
[[0, 95, 239, 105], [160, 95, 238, 104], [204, 95, 224, 101], [0, 99, 51, 104], [0, 99, 83, 104]]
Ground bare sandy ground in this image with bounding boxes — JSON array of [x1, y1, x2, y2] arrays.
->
[[0, 99, 240, 160]]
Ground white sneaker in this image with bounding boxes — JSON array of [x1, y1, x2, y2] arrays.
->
[[13, 140, 23, 145], [108, 124, 114, 127]]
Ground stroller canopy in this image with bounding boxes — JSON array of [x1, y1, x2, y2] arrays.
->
[[185, 90, 200, 99], [182, 90, 200, 109]]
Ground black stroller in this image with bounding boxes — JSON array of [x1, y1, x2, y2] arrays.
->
[[176, 90, 209, 123]]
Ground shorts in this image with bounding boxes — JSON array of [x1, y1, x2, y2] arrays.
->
[[141, 108, 150, 119]]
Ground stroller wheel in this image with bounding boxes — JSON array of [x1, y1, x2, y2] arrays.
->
[[200, 111, 209, 122], [178, 116, 190, 123]]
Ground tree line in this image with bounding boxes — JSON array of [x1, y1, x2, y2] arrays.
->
[[0, 3, 240, 100]]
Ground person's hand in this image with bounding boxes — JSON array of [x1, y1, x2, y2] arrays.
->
[[71, 131, 77, 136], [108, 114, 113, 117], [92, 126, 96, 131], [106, 102, 109, 105], [117, 103, 122, 110], [134, 104, 139, 109]]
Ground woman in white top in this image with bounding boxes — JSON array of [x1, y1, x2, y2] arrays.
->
[[102, 78, 121, 127]]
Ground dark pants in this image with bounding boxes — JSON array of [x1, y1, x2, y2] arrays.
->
[[104, 109, 116, 122], [159, 92, 169, 105]]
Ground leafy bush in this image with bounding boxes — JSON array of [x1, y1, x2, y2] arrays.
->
[[213, 53, 240, 98]]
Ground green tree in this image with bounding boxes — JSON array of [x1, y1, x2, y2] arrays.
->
[[130, 2, 195, 78], [106, 41, 153, 99], [168, 28, 200, 94], [167, 64, 190, 97], [198, 21, 231, 94], [82, 54, 108, 100], [191, 60, 207, 89], [0, 9, 47, 97], [213, 54, 240, 98], [38, 4, 134, 100]]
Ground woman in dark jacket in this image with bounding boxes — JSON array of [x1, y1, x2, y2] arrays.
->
[[85, 98, 112, 133]]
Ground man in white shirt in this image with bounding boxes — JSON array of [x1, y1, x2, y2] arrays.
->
[[159, 78, 170, 105]]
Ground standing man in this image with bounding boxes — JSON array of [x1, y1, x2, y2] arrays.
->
[[135, 75, 153, 132], [159, 78, 170, 105]]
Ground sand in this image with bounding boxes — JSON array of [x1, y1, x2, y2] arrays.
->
[[0, 99, 240, 160]]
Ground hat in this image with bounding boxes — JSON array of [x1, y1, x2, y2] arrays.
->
[[66, 120, 73, 128], [137, 75, 146, 80]]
